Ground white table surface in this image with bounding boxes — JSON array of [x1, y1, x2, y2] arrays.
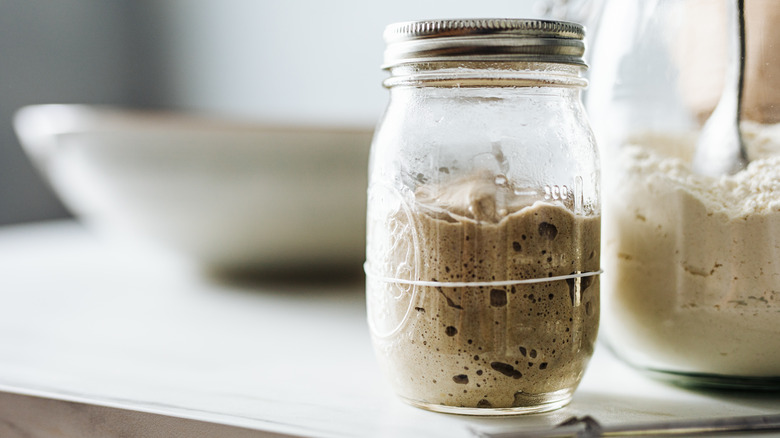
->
[[0, 220, 777, 438]]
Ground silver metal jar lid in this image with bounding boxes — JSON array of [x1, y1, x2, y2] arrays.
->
[[383, 18, 586, 68]]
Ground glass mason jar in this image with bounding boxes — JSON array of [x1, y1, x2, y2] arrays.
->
[[365, 19, 601, 415], [588, 0, 780, 389]]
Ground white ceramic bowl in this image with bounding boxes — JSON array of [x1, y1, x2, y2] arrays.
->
[[14, 104, 373, 273]]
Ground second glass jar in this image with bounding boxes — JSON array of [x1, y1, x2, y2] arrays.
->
[[588, 0, 780, 390]]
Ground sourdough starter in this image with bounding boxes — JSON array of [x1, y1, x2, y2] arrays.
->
[[366, 172, 600, 409], [603, 123, 780, 376]]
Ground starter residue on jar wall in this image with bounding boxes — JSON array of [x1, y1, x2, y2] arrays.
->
[[603, 122, 780, 376], [367, 171, 600, 409]]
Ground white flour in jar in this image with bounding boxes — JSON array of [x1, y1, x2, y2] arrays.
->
[[603, 123, 780, 376]]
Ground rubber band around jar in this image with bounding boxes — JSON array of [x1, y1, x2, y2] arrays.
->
[[364, 263, 602, 287]]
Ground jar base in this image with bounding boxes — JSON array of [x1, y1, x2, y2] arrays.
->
[[639, 368, 780, 392], [398, 389, 573, 416], [605, 343, 780, 391]]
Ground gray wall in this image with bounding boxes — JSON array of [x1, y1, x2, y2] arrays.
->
[[0, 1, 168, 225], [0, 0, 543, 226]]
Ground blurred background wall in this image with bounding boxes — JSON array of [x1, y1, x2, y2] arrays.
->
[[0, 0, 553, 226]]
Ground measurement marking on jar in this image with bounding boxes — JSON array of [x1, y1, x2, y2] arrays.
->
[[544, 185, 572, 201]]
